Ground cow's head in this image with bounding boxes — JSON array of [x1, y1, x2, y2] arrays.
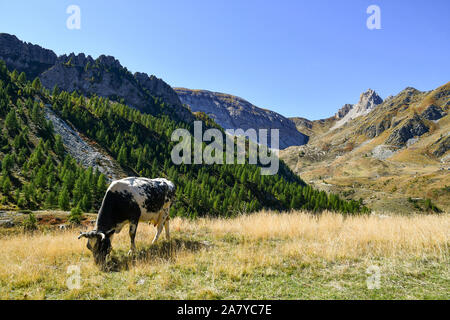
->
[[78, 230, 114, 265]]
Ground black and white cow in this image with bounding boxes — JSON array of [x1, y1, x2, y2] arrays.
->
[[78, 177, 175, 265]]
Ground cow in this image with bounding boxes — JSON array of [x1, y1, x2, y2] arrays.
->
[[78, 177, 175, 265]]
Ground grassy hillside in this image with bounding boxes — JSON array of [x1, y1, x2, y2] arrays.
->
[[282, 83, 450, 213], [0, 60, 367, 216], [0, 210, 448, 299]]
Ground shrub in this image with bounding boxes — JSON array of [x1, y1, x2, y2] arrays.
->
[[22, 212, 37, 231], [68, 206, 83, 224]]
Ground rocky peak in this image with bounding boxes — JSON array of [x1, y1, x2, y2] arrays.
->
[[331, 89, 383, 130], [355, 89, 383, 113], [96, 55, 122, 69], [57, 53, 95, 67], [0, 33, 193, 121], [335, 104, 353, 119], [0, 33, 57, 79]]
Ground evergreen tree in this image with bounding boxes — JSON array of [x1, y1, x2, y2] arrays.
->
[[2, 176, 11, 196], [54, 134, 65, 157], [18, 72, 26, 84], [0, 60, 7, 81], [10, 70, 19, 81], [5, 109, 19, 133], [117, 145, 128, 166], [31, 77, 42, 91], [58, 187, 70, 211], [2, 154, 14, 174]]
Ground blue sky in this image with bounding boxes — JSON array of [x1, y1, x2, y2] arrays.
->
[[1, 0, 449, 119]]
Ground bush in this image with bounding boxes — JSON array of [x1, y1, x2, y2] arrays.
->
[[17, 197, 27, 209], [68, 206, 83, 224], [22, 212, 37, 231], [424, 199, 442, 213]]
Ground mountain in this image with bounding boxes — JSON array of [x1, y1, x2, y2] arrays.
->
[[0, 55, 367, 216], [331, 89, 384, 130], [0, 33, 193, 121], [0, 33, 57, 80], [281, 83, 450, 213], [290, 89, 384, 138], [175, 88, 309, 149]]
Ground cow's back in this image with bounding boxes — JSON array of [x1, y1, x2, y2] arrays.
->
[[107, 177, 174, 224]]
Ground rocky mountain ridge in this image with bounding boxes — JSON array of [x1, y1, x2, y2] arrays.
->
[[0, 33, 193, 121], [0, 33, 57, 80], [331, 89, 383, 129], [175, 88, 309, 149]]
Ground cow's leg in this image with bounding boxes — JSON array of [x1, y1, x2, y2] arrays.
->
[[128, 222, 138, 255], [164, 219, 170, 240], [152, 209, 169, 244], [152, 221, 164, 244]]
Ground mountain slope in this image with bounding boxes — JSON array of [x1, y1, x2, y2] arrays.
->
[[44, 106, 125, 181], [175, 88, 309, 149], [0, 59, 367, 215], [0, 33, 193, 121], [281, 83, 450, 213]]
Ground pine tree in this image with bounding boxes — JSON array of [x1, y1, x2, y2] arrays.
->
[[58, 187, 70, 211], [31, 77, 42, 91], [10, 70, 18, 81], [2, 154, 14, 174], [96, 174, 107, 200], [2, 176, 11, 196], [5, 109, 19, 133], [0, 60, 7, 81], [18, 72, 26, 84], [54, 134, 65, 157], [52, 85, 60, 97], [117, 145, 128, 166]]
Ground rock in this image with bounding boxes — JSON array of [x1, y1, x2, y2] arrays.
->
[[421, 104, 445, 121], [0, 33, 57, 79], [335, 104, 353, 119], [371, 145, 397, 160], [135, 72, 181, 108], [433, 135, 450, 157], [332, 89, 383, 130], [44, 107, 123, 180], [0, 219, 14, 228], [0, 33, 193, 121], [364, 117, 392, 138], [406, 137, 419, 147], [385, 115, 429, 146], [365, 125, 377, 138], [175, 88, 309, 149]]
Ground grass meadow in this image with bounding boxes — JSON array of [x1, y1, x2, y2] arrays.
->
[[0, 211, 448, 299]]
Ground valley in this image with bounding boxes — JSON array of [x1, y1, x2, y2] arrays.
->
[[0, 210, 448, 299]]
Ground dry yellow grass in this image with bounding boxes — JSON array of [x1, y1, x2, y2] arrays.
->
[[0, 211, 448, 299]]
